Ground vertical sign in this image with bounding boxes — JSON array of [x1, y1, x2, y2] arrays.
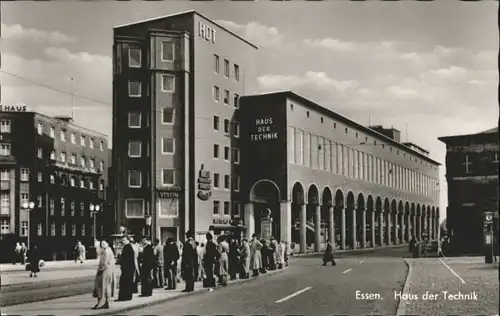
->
[[199, 22, 216, 44]]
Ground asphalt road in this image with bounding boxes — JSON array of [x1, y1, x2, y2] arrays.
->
[[118, 246, 409, 316]]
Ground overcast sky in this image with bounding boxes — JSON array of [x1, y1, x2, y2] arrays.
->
[[1, 1, 498, 222]]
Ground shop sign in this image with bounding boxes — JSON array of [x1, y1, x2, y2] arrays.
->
[[198, 21, 216, 44], [157, 186, 181, 199], [250, 117, 279, 141], [212, 218, 243, 226], [0, 105, 27, 112], [197, 164, 212, 201]]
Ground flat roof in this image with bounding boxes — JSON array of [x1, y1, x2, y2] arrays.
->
[[29, 112, 108, 139], [242, 91, 441, 166], [402, 142, 429, 154], [438, 127, 498, 143], [113, 10, 259, 49]]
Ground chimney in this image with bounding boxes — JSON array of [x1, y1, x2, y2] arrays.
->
[[369, 125, 401, 142]]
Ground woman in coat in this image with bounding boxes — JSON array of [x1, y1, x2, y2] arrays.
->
[[92, 240, 116, 310], [322, 240, 336, 266], [249, 234, 263, 277], [27, 244, 42, 277], [239, 238, 250, 279], [217, 236, 230, 286]]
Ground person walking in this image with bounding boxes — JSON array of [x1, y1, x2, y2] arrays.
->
[[249, 234, 263, 277], [117, 236, 137, 301], [27, 244, 42, 277], [13, 242, 22, 265], [75, 241, 86, 264], [203, 233, 218, 288], [153, 238, 164, 288], [20, 242, 28, 265], [163, 237, 180, 290], [322, 240, 336, 266], [92, 240, 115, 310], [181, 230, 198, 292], [228, 238, 240, 280], [140, 238, 155, 297], [217, 235, 230, 286], [239, 238, 250, 279]]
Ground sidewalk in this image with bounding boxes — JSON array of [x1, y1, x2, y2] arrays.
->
[[2, 268, 286, 316], [2, 264, 97, 287], [1, 259, 98, 272]]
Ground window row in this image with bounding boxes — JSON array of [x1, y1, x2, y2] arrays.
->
[[34, 173, 103, 190], [124, 198, 178, 218], [461, 153, 499, 174], [128, 138, 175, 157], [1, 168, 30, 182], [213, 54, 240, 82], [36, 122, 105, 150], [213, 116, 240, 136], [128, 108, 175, 129], [128, 42, 175, 68], [213, 145, 240, 164], [0, 120, 11, 133], [213, 200, 242, 217], [17, 222, 89, 237], [0, 143, 11, 156], [128, 74, 175, 98], [288, 126, 439, 199], [212, 86, 240, 108], [37, 148, 105, 171]]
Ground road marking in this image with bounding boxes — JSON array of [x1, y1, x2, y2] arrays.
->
[[276, 286, 312, 303], [342, 268, 352, 274], [359, 260, 364, 264], [439, 258, 466, 284]]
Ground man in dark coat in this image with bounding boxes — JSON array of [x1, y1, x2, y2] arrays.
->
[[163, 237, 180, 290], [140, 238, 155, 297], [181, 231, 198, 292], [322, 240, 336, 266], [117, 236, 137, 301], [228, 238, 240, 280], [203, 232, 218, 288], [153, 238, 164, 288]]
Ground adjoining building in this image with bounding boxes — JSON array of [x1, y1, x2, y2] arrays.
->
[[239, 91, 441, 253], [0, 111, 109, 261], [438, 127, 499, 255], [112, 10, 257, 242]]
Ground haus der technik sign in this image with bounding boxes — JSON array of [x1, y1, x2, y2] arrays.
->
[[250, 117, 279, 141]]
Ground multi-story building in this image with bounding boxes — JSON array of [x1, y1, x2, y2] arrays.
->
[[0, 112, 109, 260], [239, 91, 441, 253], [112, 11, 257, 242], [438, 127, 499, 254]]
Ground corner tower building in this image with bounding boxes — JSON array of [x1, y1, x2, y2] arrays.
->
[[112, 11, 257, 242]]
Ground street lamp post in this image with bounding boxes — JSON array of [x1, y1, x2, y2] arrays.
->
[[145, 215, 152, 237], [89, 204, 101, 243], [22, 201, 35, 248]]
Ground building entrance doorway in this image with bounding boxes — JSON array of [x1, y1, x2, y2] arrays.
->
[[249, 179, 281, 240], [160, 227, 178, 244]]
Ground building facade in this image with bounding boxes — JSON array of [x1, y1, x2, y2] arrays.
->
[[438, 127, 499, 254], [239, 92, 441, 252], [0, 111, 109, 260], [112, 11, 257, 242]]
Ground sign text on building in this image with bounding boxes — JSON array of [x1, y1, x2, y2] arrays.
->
[[212, 218, 243, 226], [198, 22, 216, 44], [0, 105, 27, 112], [197, 164, 212, 201], [157, 186, 181, 199], [250, 117, 279, 141]]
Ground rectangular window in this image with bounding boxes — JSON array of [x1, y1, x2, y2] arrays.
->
[[37, 223, 42, 236], [50, 151, 56, 160], [37, 148, 42, 158], [233, 148, 240, 164], [128, 48, 141, 68], [37, 172, 42, 182], [21, 221, 28, 237], [61, 198, 65, 216], [0, 120, 11, 133], [213, 144, 220, 159], [0, 193, 10, 215], [159, 198, 178, 217], [60, 130, 66, 142], [233, 122, 240, 137], [20, 192, 29, 206], [128, 141, 142, 157], [20, 168, 29, 181], [214, 54, 220, 74], [71, 224, 76, 236], [100, 161, 104, 171], [61, 223, 66, 236], [70, 154, 76, 165], [213, 116, 220, 131], [289, 126, 295, 164], [100, 141, 104, 151], [224, 90, 230, 105], [0, 170, 9, 181], [223, 201, 230, 215], [38, 196, 43, 207], [50, 175, 55, 184], [161, 75, 175, 92], [233, 93, 239, 108], [125, 199, 145, 218], [224, 146, 230, 161], [0, 144, 11, 156], [89, 138, 95, 149], [232, 201, 241, 217], [213, 200, 220, 215], [224, 119, 230, 134], [128, 112, 141, 128], [161, 41, 175, 61], [50, 223, 56, 236], [224, 175, 230, 190], [162, 169, 175, 186], [71, 133, 76, 144], [128, 81, 142, 97], [162, 108, 175, 124], [161, 138, 175, 154], [224, 59, 230, 77], [233, 176, 240, 192], [0, 219, 10, 235], [50, 126, 55, 138], [213, 86, 220, 102], [70, 201, 75, 215], [37, 122, 43, 135], [80, 156, 86, 167], [50, 198, 55, 215], [213, 173, 220, 188], [81, 224, 85, 236], [234, 64, 240, 81], [89, 158, 95, 169], [80, 135, 86, 147], [128, 170, 142, 188]]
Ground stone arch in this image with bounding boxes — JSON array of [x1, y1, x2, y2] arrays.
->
[[390, 199, 398, 243], [367, 195, 375, 247], [346, 192, 356, 248], [410, 203, 416, 239], [397, 200, 404, 243], [333, 189, 345, 249], [249, 179, 281, 241], [375, 196, 383, 246], [291, 182, 305, 248], [321, 187, 333, 244], [292, 182, 305, 205], [356, 193, 366, 248], [249, 179, 281, 203], [307, 184, 320, 205], [404, 202, 410, 242], [416, 204, 422, 240], [305, 184, 320, 247]]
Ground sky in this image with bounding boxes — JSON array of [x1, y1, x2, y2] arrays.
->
[[1, 1, 498, 223]]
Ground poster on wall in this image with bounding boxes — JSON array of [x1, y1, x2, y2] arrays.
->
[[197, 164, 212, 201]]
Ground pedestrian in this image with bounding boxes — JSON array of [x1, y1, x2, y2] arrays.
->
[[117, 236, 137, 301], [217, 235, 230, 286], [409, 236, 416, 253], [268, 236, 278, 270], [92, 240, 115, 310], [20, 242, 27, 265], [128, 237, 140, 294], [322, 240, 336, 266], [276, 240, 285, 269], [284, 241, 290, 267], [27, 244, 42, 277], [164, 237, 180, 290], [153, 238, 164, 288], [249, 234, 263, 277], [176, 241, 183, 283], [13, 242, 22, 265], [239, 238, 250, 279], [140, 237, 155, 297], [181, 230, 198, 292], [203, 232, 218, 288], [196, 242, 205, 282], [75, 241, 86, 264], [228, 238, 240, 280], [260, 239, 268, 273]]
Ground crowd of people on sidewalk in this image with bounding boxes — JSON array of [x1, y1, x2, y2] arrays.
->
[[89, 231, 293, 310]]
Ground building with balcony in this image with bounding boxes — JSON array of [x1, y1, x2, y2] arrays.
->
[[239, 91, 441, 253], [0, 112, 109, 260], [438, 127, 499, 254], [112, 11, 257, 242]]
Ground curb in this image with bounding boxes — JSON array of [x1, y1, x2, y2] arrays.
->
[[396, 259, 413, 316], [294, 243, 408, 257], [95, 268, 287, 316]]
